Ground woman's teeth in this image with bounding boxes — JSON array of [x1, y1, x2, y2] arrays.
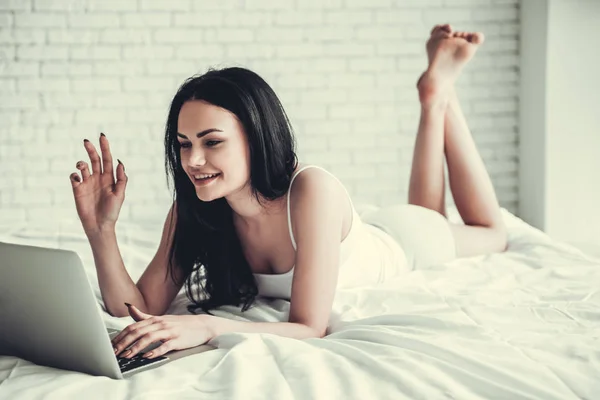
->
[[194, 173, 219, 180]]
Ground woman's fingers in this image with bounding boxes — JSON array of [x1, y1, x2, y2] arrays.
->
[[121, 331, 169, 359], [77, 134, 124, 190], [115, 159, 128, 197], [76, 160, 91, 180], [69, 172, 81, 189], [111, 317, 157, 349], [83, 139, 102, 175], [142, 340, 174, 359], [99, 133, 115, 181], [113, 320, 166, 358]]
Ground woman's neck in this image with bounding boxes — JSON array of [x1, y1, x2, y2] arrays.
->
[[228, 193, 286, 230]]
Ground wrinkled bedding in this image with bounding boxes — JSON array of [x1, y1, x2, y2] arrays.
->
[[0, 207, 598, 399]]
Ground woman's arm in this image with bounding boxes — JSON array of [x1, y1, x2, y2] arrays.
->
[[207, 316, 323, 339], [98, 203, 185, 317], [286, 168, 345, 337]]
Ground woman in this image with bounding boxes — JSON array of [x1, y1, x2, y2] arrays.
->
[[69, 24, 507, 360]]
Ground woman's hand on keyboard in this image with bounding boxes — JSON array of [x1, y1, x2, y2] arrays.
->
[[111, 303, 213, 359]]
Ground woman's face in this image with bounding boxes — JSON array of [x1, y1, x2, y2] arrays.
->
[[177, 100, 251, 202]]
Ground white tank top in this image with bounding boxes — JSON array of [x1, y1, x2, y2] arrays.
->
[[252, 165, 407, 299]]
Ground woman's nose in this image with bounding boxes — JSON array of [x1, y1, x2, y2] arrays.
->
[[188, 148, 206, 166]]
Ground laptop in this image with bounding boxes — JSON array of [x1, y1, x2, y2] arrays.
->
[[0, 241, 215, 379]]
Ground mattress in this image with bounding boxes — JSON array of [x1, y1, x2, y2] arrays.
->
[[0, 206, 598, 399]]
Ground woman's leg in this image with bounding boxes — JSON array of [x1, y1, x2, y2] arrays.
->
[[408, 25, 507, 258], [407, 24, 453, 218], [444, 86, 507, 257], [407, 79, 448, 217]]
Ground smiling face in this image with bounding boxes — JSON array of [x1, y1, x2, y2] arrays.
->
[[177, 100, 251, 202]]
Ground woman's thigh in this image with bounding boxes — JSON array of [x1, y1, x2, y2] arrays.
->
[[361, 203, 457, 270]]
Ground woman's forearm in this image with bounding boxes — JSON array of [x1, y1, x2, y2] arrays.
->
[[87, 228, 146, 317], [207, 315, 324, 340]]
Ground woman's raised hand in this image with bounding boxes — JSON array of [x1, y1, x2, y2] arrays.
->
[[70, 133, 128, 237]]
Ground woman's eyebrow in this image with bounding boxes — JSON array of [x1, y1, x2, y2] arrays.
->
[[177, 129, 223, 139]]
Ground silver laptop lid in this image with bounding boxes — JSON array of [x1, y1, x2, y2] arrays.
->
[[0, 241, 122, 378]]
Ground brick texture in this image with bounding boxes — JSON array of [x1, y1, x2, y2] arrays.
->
[[0, 0, 520, 224]]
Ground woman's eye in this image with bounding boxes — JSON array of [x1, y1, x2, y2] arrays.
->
[[178, 140, 221, 148]]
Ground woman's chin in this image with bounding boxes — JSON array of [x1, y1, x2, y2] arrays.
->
[[196, 192, 213, 202], [195, 189, 221, 202]]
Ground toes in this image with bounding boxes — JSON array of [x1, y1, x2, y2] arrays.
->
[[470, 32, 485, 44], [430, 25, 442, 35], [453, 31, 485, 44], [430, 24, 452, 36]]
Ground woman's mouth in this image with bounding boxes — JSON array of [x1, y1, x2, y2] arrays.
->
[[192, 173, 221, 186]]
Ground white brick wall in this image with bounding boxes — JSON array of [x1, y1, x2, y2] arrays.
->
[[0, 0, 520, 225]]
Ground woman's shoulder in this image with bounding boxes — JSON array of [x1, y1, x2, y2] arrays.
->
[[291, 163, 339, 183], [288, 163, 348, 206], [286, 162, 353, 250]]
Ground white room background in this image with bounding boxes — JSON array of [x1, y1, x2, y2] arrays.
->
[[0, 0, 519, 226]]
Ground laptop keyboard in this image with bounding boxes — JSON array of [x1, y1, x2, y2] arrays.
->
[[117, 353, 168, 373]]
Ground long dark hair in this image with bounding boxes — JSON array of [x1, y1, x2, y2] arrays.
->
[[163, 66, 298, 314]]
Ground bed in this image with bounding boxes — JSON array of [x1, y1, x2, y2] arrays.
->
[[0, 206, 598, 399]]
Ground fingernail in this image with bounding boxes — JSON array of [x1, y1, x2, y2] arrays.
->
[[83, 139, 89, 143], [114, 347, 118, 354], [124, 302, 131, 308], [74, 175, 81, 182], [123, 350, 132, 357], [100, 132, 106, 137], [143, 351, 153, 358], [76, 161, 81, 168], [117, 159, 123, 165]]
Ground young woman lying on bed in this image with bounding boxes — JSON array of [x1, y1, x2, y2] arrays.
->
[[69, 24, 507, 360]]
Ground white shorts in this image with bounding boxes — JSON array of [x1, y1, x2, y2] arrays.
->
[[361, 204, 457, 271]]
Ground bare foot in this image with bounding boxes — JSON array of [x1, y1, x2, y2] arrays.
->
[[417, 25, 484, 108]]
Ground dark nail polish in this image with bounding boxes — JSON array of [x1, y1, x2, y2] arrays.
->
[[83, 139, 89, 143], [100, 132, 105, 137], [74, 175, 81, 182], [124, 302, 131, 308], [117, 159, 122, 165]]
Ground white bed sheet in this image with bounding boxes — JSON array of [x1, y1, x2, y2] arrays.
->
[[0, 207, 598, 400]]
